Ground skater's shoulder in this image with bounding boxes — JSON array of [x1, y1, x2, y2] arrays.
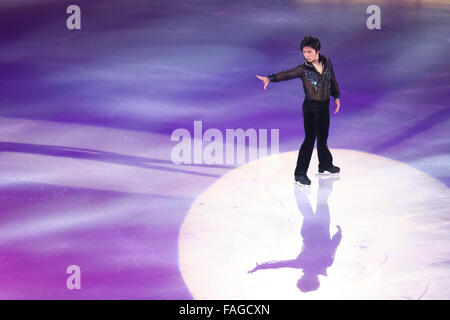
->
[[323, 55, 336, 66], [286, 64, 304, 73], [320, 54, 331, 63]]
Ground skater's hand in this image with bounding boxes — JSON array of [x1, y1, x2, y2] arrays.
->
[[334, 98, 340, 114], [256, 75, 270, 90]]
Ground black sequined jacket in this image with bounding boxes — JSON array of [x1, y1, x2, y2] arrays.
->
[[267, 54, 340, 102]]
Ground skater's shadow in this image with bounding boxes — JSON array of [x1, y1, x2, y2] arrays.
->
[[248, 175, 342, 293]]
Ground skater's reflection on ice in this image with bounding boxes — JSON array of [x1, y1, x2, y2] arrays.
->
[[248, 175, 342, 292]]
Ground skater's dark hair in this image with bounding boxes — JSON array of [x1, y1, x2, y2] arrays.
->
[[300, 36, 321, 53]]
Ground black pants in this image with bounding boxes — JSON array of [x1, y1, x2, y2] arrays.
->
[[294, 99, 334, 176]]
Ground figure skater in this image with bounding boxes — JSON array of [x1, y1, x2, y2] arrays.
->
[[257, 35, 341, 185]]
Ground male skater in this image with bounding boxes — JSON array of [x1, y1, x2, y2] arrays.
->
[[257, 35, 341, 185]]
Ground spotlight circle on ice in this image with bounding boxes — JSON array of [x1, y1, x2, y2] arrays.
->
[[178, 149, 450, 300]]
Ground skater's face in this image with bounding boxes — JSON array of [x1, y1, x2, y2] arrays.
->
[[302, 47, 319, 63]]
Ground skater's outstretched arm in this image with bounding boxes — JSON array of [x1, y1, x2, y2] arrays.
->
[[269, 65, 303, 82], [256, 65, 303, 90]]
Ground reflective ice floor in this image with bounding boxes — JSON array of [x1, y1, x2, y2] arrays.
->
[[0, 0, 449, 299], [180, 150, 449, 299]]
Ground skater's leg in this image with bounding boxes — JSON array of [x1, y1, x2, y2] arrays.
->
[[316, 105, 333, 170], [294, 110, 317, 176]]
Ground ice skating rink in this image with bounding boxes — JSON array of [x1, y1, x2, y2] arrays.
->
[[0, 0, 449, 299]]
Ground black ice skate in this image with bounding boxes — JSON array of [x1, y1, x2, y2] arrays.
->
[[318, 165, 340, 174], [295, 174, 311, 186]]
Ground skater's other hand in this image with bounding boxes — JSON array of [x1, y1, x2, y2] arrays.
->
[[256, 75, 270, 90], [334, 98, 340, 114]]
